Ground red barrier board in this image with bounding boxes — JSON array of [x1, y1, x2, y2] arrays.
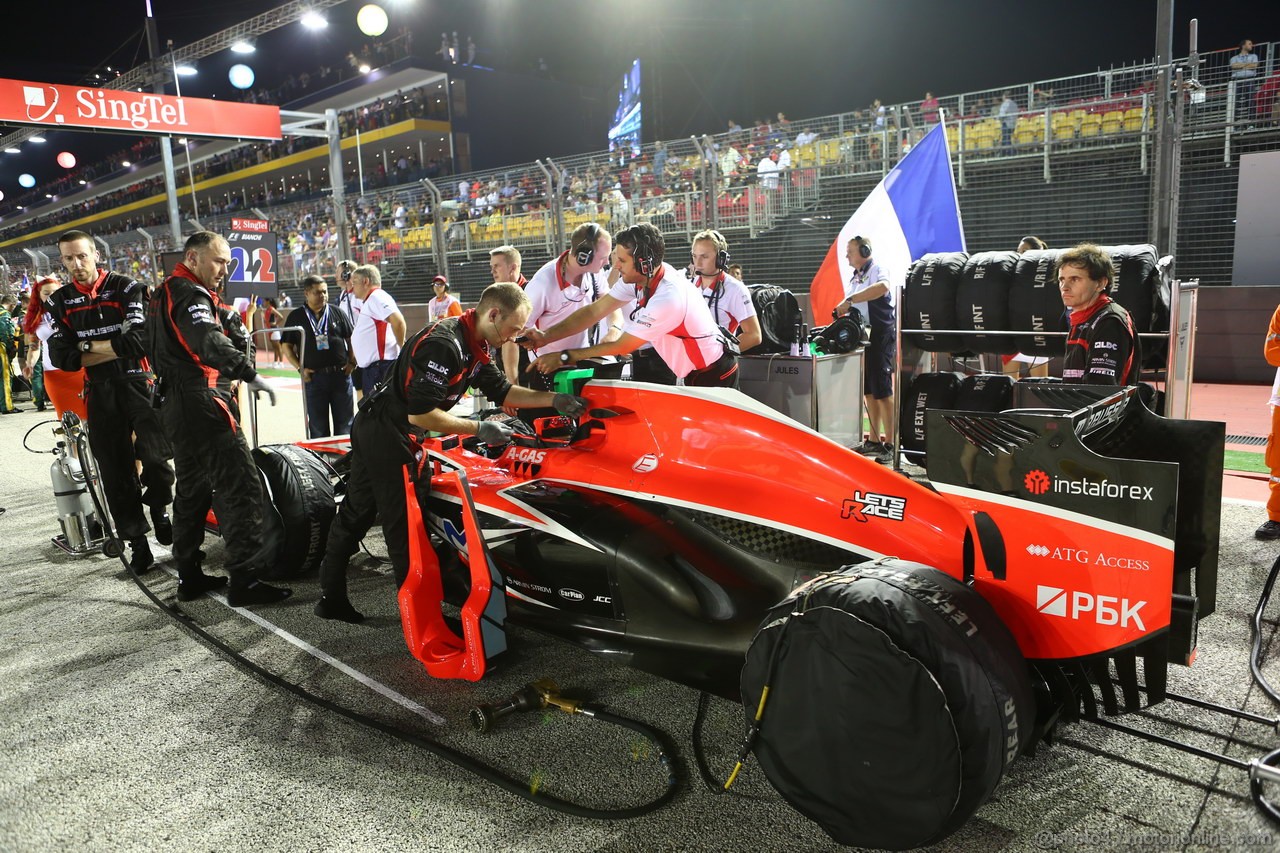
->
[[0, 77, 281, 140]]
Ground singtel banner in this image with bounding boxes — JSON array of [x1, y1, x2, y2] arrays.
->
[[1, 77, 281, 140]]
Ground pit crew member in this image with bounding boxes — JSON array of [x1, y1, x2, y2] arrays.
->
[[1058, 243, 1139, 385], [148, 231, 292, 606], [526, 223, 738, 388], [47, 229, 175, 572], [314, 283, 589, 623]]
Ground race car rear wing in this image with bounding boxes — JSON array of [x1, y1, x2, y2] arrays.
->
[[926, 383, 1223, 662]]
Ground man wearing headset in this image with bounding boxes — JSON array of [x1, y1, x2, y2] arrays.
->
[[834, 235, 895, 464], [525, 223, 738, 388], [690, 229, 762, 353], [516, 223, 621, 401]]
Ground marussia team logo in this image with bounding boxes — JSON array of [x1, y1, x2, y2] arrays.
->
[[1024, 470, 1051, 495]]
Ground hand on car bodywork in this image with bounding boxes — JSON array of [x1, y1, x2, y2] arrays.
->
[[477, 419, 514, 445], [553, 394, 590, 418]]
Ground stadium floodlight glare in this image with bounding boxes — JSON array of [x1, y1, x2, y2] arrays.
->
[[57, 151, 76, 169], [229, 64, 256, 89], [357, 4, 389, 37], [175, 64, 198, 76], [4, 147, 19, 154], [18, 174, 35, 188], [358, 63, 371, 74], [230, 39, 255, 54], [29, 136, 46, 143], [121, 160, 131, 167], [301, 10, 328, 29]]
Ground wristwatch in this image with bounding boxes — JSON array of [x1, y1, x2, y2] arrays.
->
[[79, 340, 92, 352], [559, 350, 571, 365]]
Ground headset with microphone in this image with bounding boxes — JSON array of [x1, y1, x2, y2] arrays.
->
[[572, 222, 603, 267]]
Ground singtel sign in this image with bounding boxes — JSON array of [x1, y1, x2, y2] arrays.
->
[[1, 77, 281, 141]]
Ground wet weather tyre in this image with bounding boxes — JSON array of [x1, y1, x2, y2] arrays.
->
[[741, 561, 1034, 850], [899, 372, 962, 458]]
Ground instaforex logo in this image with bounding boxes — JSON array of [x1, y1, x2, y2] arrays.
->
[[1023, 469, 1153, 501]]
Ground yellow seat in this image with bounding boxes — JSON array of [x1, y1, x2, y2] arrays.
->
[[1101, 111, 1124, 134], [1079, 115, 1102, 137], [1052, 122, 1076, 141], [1123, 107, 1145, 132], [819, 139, 841, 165], [795, 143, 818, 167]]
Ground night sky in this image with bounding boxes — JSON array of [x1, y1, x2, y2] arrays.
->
[[2, 0, 1276, 203]]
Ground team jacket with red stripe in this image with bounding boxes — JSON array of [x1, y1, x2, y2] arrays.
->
[[377, 309, 512, 427], [1063, 296, 1139, 385], [47, 270, 151, 381], [148, 265, 257, 391]]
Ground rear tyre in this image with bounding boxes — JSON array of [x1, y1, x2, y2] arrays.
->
[[741, 560, 1034, 850]]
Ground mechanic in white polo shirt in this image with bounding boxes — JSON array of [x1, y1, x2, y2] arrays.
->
[[525, 222, 738, 388], [520, 222, 622, 393], [349, 263, 406, 396], [690, 228, 762, 353]]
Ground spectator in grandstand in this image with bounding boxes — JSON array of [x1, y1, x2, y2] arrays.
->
[[428, 276, 463, 323], [1258, 303, 1280, 540], [1058, 244, 1138, 386], [314, 283, 589, 623], [757, 148, 781, 190], [834, 236, 896, 465], [999, 91, 1019, 153], [920, 92, 940, 125], [349, 264, 406, 396], [691, 230, 761, 353], [47, 230, 175, 570], [466, 36, 477, 66], [872, 99, 886, 128], [526, 223, 738, 388], [283, 274, 356, 438], [1232, 39, 1260, 123], [21, 276, 87, 418]]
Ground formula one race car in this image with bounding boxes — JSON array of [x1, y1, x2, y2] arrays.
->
[[291, 378, 1221, 850]]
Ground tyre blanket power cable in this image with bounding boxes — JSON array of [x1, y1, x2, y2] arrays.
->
[[64, 419, 679, 819]]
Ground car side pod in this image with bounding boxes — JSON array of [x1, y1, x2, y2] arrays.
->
[[399, 466, 508, 681]]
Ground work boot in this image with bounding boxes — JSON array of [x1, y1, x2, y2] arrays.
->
[[1256, 520, 1280, 541], [314, 595, 365, 624], [853, 439, 883, 456], [129, 537, 155, 573], [150, 507, 173, 546], [175, 573, 228, 602], [227, 580, 293, 607]]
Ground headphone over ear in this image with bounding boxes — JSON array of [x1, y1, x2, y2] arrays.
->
[[854, 236, 872, 259], [707, 229, 731, 271], [573, 223, 602, 267]]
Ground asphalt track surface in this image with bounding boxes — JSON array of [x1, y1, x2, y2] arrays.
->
[[3, 379, 1280, 852]]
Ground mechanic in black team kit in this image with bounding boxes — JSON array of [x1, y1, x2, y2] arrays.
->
[[47, 229, 174, 574], [1058, 243, 1139, 385], [148, 231, 291, 606], [314, 282, 589, 623]]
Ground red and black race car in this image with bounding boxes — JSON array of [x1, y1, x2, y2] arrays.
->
[[285, 377, 1221, 849]]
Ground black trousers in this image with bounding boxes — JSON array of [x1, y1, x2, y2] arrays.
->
[[162, 387, 263, 585], [86, 378, 174, 541], [685, 351, 740, 389], [320, 399, 416, 599]]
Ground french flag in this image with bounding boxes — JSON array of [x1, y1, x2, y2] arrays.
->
[[808, 123, 966, 321]]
